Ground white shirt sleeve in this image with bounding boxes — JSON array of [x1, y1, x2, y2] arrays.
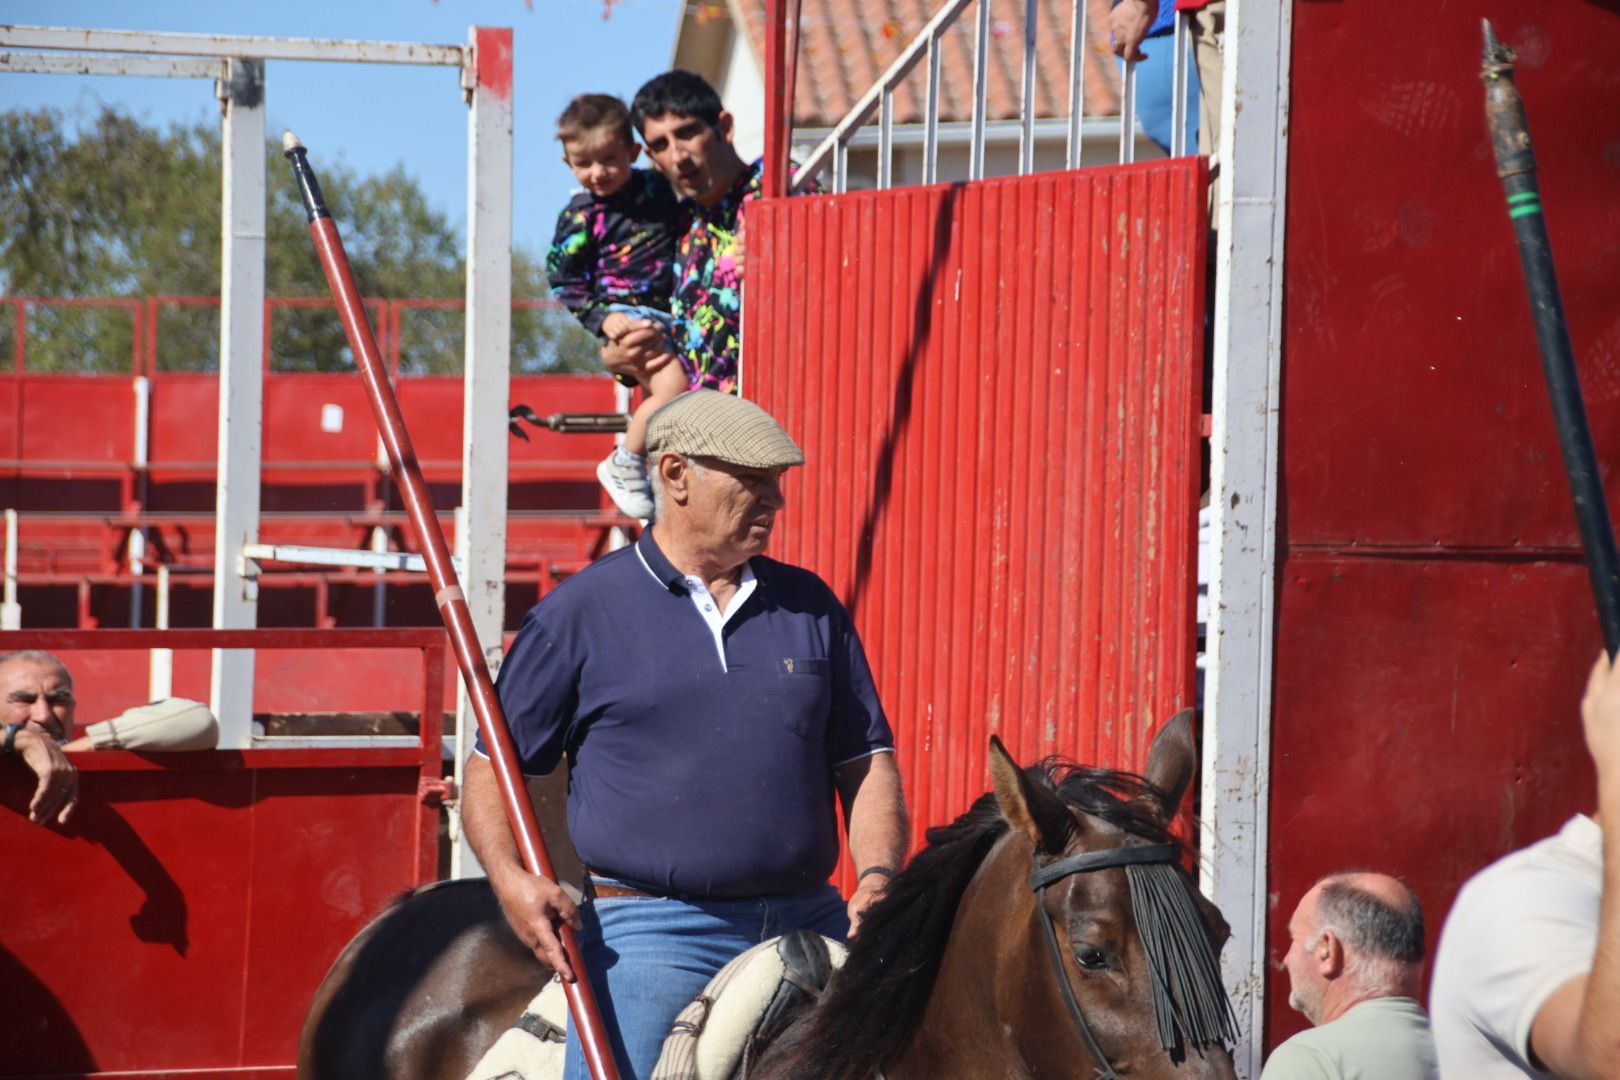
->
[[1435, 857, 1599, 1072]]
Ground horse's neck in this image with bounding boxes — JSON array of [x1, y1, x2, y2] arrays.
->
[[894, 835, 1048, 1078]]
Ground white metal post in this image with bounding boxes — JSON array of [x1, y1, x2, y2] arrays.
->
[[1200, 0, 1292, 1076], [150, 564, 173, 700], [130, 373, 150, 627], [2, 508, 20, 630], [451, 26, 514, 878], [210, 57, 265, 748]]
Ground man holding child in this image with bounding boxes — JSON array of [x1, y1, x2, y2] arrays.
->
[[546, 71, 784, 520]]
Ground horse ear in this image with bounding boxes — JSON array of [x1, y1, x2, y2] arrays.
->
[[989, 735, 1073, 854], [1138, 709, 1198, 824]]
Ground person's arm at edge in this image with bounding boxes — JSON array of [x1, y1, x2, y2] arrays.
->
[[1529, 652, 1620, 1079], [461, 752, 580, 981], [1109, 0, 1156, 61], [832, 750, 907, 937]]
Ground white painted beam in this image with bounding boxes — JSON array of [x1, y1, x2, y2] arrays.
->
[[210, 58, 265, 749], [0, 26, 462, 66], [0, 51, 223, 78], [451, 26, 514, 879], [1200, 0, 1293, 1076]]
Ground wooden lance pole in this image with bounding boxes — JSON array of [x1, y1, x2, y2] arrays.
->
[[281, 132, 622, 1080], [1481, 21, 1620, 658]]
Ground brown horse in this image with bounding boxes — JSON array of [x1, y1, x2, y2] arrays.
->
[[298, 713, 1237, 1079]]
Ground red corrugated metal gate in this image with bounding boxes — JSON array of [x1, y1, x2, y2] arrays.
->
[[746, 159, 1209, 859]]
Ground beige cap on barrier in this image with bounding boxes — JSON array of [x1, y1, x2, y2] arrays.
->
[[85, 698, 219, 752]]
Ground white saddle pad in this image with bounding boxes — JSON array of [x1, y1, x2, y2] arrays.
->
[[465, 976, 568, 1080], [463, 934, 847, 1080]]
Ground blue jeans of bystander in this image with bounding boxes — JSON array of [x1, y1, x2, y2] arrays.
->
[[562, 880, 849, 1080]]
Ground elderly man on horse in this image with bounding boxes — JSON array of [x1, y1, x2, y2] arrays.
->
[[461, 389, 909, 1080]]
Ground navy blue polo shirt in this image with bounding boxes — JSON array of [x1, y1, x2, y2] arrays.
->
[[479, 528, 894, 898]]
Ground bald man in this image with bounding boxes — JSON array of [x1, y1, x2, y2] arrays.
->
[[1263, 871, 1440, 1080], [2, 650, 217, 827]]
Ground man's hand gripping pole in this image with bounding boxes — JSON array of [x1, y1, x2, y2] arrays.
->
[[281, 132, 622, 1080]]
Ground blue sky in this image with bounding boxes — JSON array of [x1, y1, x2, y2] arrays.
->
[[0, 0, 684, 258]]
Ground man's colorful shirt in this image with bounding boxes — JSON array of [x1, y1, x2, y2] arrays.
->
[[546, 168, 683, 338]]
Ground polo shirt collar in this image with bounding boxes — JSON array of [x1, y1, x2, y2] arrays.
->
[[636, 527, 764, 595]]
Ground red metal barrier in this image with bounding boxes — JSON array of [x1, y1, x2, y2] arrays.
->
[[0, 627, 447, 1079], [1267, 0, 1620, 1052], [746, 159, 1208, 883]]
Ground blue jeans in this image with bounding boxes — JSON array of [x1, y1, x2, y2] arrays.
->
[[603, 302, 678, 338], [1120, 31, 1201, 155], [562, 879, 850, 1080]]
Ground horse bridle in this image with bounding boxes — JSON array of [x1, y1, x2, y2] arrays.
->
[[1028, 841, 1183, 1080]]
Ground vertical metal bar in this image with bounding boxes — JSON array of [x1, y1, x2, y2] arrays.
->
[[1201, 2, 1294, 1075], [149, 564, 173, 700], [834, 140, 849, 194], [971, 0, 990, 181], [1119, 59, 1137, 164], [1066, 0, 1087, 169], [2, 509, 19, 630], [10, 300, 23, 374], [1170, 9, 1190, 157], [763, 0, 787, 198], [417, 634, 448, 883], [1020, 0, 1038, 174], [924, 29, 942, 185], [370, 524, 389, 627], [878, 87, 894, 190], [210, 57, 265, 748], [457, 24, 513, 874], [129, 373, 151, 627]]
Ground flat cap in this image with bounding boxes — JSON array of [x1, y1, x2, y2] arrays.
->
[[646, 390, 805, 469]]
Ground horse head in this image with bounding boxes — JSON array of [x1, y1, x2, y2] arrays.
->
[[971, 710, 1238, 1079]]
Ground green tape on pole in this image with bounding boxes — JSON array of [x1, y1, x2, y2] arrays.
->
[[1509, 202, 1542, 219], [1507, 192, 1539, 205]]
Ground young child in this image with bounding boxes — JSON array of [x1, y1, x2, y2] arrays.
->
[[547, 93, 688, 520]]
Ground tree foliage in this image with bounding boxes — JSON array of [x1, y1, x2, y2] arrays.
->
[[0, 105, 600, 375]]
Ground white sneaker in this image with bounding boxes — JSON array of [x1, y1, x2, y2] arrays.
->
[[597, 452, 655, 520]]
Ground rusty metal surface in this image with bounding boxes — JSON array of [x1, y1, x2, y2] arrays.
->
[[1271, 0, 1620, 1053], [747, 159, 1207, 882]]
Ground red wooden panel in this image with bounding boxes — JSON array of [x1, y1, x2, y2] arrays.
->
[[1267, 556, 1598, 1048], [262, 375, 376, 464], [147, 373, 220, 466], [747, 160, 1208, 868], [18, 376, 133, 464], [1283, 0, 1620, 551], [1, 755, 425, 1077]]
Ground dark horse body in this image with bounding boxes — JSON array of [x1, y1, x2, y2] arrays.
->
[[300, 716, 1237, 1079]]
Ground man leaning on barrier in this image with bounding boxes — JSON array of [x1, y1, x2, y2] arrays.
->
[[0, 649, 218, 826]]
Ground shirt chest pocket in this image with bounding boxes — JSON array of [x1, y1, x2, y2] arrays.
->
[[774, 657, 831, 738]]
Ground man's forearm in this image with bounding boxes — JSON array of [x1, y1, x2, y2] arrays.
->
[[1575, 776, 1620, 1075], [462, 753, 528, 882], [841, 752, 908, 872]]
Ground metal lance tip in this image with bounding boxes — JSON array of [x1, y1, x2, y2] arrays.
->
[[281, 129, 329, 222], [1480, 19, 1515, 80]]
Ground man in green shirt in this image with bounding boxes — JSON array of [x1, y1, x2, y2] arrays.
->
[[1262, 871, 1440, 1080]]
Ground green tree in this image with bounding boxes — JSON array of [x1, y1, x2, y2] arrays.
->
[[0, 104, 601, 375]]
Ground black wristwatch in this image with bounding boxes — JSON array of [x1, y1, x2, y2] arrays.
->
[[2, 722, 21, 756]]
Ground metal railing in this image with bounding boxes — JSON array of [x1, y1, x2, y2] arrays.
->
[[792, 0, 1196, 194]]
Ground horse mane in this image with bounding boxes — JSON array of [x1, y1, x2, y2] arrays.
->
[[760, 758, 1181, 1080]]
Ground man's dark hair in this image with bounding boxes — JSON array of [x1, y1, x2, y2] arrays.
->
[[1317, 875, 1426, 964], [556, 93, 633, 145], [630, 70, 724, 132]]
